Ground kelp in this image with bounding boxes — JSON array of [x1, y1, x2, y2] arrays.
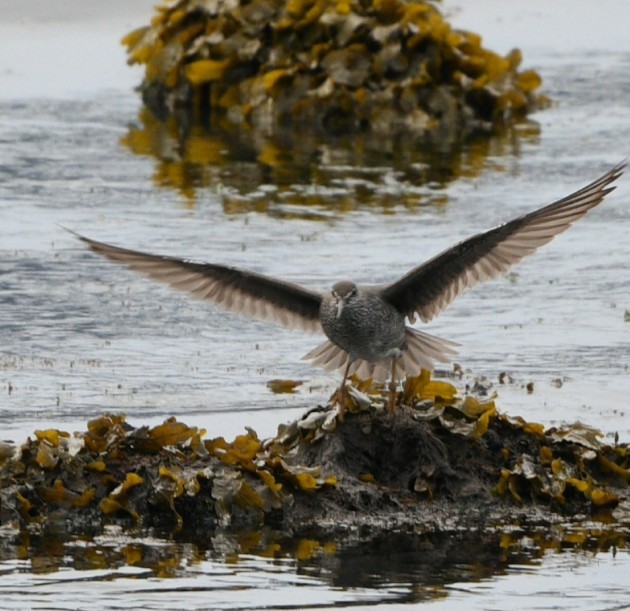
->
[[122, 0, 549, 136], [0, 370, 628, 536], [0, 413, 336, 534]]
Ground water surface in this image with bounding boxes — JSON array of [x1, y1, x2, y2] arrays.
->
[[0, 0, 629, 608]]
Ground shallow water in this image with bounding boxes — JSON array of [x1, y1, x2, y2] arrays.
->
[[0, 526, 627, 610], [1, 0, 630, 608]]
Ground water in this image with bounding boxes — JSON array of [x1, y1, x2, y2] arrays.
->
[[0, 526, 627, 610], [1, 0, 630, 608]]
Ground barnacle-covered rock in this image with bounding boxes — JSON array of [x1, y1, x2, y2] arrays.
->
[[123, 0, 549, 137], [0, 371, 628, 536]]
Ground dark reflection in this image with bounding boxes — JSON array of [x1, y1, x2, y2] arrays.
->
[[280, 527, 626, 598], [0, 524, 625, 603], [121, 107, 540, 211]]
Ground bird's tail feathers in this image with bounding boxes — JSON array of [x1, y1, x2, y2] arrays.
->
[[302, 327, 459, 382]]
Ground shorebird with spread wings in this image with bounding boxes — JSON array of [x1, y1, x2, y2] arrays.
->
[[68, 161, 625, 413]]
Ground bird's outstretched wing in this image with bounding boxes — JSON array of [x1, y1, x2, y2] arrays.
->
[[380, 161, 625, 323], [68, 231, 323, 332]]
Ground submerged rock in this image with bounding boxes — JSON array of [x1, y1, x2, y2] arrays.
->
[[1, 372, 628, 537]]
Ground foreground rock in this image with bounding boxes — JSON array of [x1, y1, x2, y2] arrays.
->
[[1, 373, 628, 537]]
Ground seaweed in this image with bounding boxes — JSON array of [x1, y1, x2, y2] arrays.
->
[[1, 371, 628, 537], [122, 0, 549, 136]]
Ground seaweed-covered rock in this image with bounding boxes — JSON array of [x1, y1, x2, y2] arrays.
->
[[1, 372, 628, 536], [123, 0, 549, 136]]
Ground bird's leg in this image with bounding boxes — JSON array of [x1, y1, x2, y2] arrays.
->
[[387, 357, 398, 412], [335, 360, 352, 420]]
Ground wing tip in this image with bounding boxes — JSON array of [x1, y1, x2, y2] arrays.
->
[[602, 158, 626, 187], [58, 224, 98, 250], [58, 224, 82, 240], [613, 157, 627, 174]]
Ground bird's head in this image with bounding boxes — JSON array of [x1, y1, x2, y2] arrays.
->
[[330, 281, 357, 318]]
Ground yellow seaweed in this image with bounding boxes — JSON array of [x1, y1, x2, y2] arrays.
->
[[149, 419, 197, 448], [590, 488, 619, 507], [186, 59, 233, 84], [517, 69, 542, 93], [111, 472, 144, 497], [35, 443, 58, 470], [258, 469, 283, 493], [37, 479, 95, 508], [120, 0, 546, 137], [597, 454, 630, 480], [262, 69, 295, 92], [34, 429, 69, 447], [266, 379, 303, 394], [295, 538, 320, 560], [421, 380, 458, 403], [158, 465, 186, 497], [86, 460, 107, 472], [293, 472, 318, 491], [472, 404, 496, 438], [234, 480, 264, 509]]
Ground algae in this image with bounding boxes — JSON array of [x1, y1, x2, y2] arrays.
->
[[1, 372, 628, 537], [122, 0, 549, 137]]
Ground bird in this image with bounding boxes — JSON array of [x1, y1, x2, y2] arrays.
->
[[67, 161, 624, 415]]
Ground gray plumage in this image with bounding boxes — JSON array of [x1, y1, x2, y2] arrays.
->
[[67, 162, 624, 387]]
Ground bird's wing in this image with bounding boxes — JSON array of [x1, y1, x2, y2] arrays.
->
[[69, 231, 323, 332], [380, 161, 625, 323]]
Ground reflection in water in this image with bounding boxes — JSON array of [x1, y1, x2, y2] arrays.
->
[[120, 107, 540, 209], [0, 523, 626, 606]]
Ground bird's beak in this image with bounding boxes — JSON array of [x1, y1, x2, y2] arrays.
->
[[336, 299, 344, 319]]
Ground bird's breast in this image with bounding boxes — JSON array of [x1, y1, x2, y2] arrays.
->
[[320, 294, 406, 362]]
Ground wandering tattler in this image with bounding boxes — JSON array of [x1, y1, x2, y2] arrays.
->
[[69, 162, 624, 413]]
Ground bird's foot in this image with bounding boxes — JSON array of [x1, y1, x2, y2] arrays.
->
[[387, 381, 399, 413]]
